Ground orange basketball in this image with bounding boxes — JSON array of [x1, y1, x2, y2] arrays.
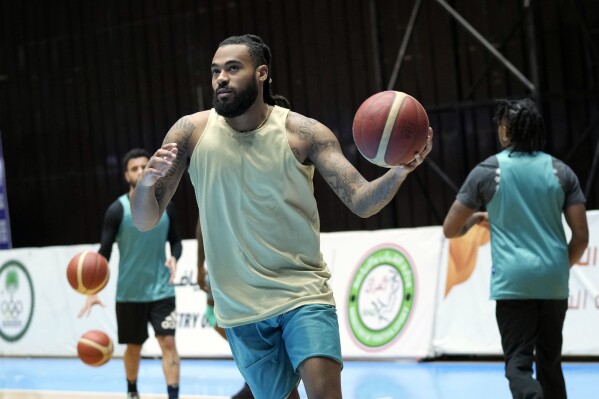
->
[[353, 91, 429, 167], [77, 330, 113, 366], [66, 251, 110, 295]]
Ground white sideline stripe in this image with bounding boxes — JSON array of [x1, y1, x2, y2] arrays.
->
[[1, 390, 226, 399], [373, 92, 405, 167]]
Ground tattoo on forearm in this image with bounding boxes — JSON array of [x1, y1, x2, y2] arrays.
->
[[321, 157, 362, 204], [362, 181, 395, 211], [288, 112, 399, 215], [154, 117, 195, 203]]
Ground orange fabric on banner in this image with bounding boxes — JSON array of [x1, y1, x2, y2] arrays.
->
[[446, 224, 490, 296]]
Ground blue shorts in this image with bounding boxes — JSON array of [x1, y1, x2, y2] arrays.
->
[[226, 304, 343, 399]]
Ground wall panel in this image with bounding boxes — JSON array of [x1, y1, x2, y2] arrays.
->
[[0, 0, 597, 247]]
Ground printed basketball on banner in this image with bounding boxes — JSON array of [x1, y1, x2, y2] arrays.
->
[[347, 245, 416, 350]]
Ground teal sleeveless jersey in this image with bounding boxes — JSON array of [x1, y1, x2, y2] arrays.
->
[[487, 150, 569, 299], [115, 194, 175, 302], [188, 106, 335, 328]]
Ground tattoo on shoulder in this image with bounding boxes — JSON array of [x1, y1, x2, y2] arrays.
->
[[288, 112, 317, 141], [288, 112, 338, 160]]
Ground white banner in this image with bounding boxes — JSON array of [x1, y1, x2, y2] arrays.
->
[[0, 243, 231, 358], [433, 210, 599, 356], [141, 239, 232, 358], [562, 210, 599, 355], [1, 211, 596, 359], [0, 227, 443, 359], [321, 226, 443, 359], [0, 244, 120, 356]]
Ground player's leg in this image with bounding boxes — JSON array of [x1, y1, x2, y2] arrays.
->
[[117, 302, 151, 398], [535, 299, 568, 399], [150, 297, 180, 399], [156, 335, 179, 384], [124, 343, 142, 398], [283, 304, 343, 399], [496, 299, 543, 399], [297, 357, 342, 398], [124, 343, 143, 380]]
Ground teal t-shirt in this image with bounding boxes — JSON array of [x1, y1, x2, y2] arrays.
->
[[457, 150, 585, 300], [486, 151, 569, 299], [115, 194, 175, 302]]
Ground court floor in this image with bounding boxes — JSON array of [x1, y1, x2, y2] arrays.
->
[[1, 357, 597, 398]]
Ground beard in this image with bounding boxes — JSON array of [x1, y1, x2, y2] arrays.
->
[[213, 78, 259, 118]]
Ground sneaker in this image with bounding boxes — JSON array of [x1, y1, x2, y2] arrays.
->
[[127, 393, 140, 399], [231, 382, 254, 399]]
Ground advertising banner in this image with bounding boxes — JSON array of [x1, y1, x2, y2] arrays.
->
[[321, 226, 444, 359], [0, 228, 443, 359], [1, 212, 597, 358], [0, 243, 231, 358]]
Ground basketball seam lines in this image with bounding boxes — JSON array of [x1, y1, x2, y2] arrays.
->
[[374, 93, 403, 167], [75, 252, 109, 294], [76, 251, 88, 293], [79, 337, 112, 354]]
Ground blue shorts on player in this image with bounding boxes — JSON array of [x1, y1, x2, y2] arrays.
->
[[225, 304, 343, 399]]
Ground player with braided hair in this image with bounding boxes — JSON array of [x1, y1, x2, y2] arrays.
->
[[443, 98, 588, 399], [492, 98, 545, 153], [131, 33, 432, 398]]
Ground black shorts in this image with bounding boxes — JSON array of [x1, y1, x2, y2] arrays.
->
[[116, 296, 176, 344]]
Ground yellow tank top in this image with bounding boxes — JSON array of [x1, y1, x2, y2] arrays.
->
[[188, 106, 335, 327]]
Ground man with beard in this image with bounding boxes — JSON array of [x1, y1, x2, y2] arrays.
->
[[131, 34, 432, 399], [79, 148, 183, 399]]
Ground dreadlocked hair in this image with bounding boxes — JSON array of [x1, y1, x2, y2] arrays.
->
[[219, 34, 291, 109], [492, 98, 545, 154]]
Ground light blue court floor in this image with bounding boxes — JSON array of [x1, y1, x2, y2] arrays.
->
[[1, 357, 597, 399]]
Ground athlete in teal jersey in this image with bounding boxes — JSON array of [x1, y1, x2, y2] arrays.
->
[[443, 99, 588, 399], [79, 148, 183, 399]]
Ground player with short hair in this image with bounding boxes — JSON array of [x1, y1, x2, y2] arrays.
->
[[79, 148, 183, 399]]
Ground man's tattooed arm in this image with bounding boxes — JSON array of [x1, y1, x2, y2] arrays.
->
[[288, 112, 412, 218], [131, 116, 196, 231], [154, 117, 195, 204]]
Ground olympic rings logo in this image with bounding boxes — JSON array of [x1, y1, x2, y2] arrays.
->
[[0, 260, 35, 342], [1, 299, 23, 319]]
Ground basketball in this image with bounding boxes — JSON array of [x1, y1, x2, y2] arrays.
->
[[66, 251, 110, 295], [77, 330, 113, 366], [353, 91, 429, 167]]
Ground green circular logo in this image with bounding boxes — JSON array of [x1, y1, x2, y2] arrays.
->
[[0, 260, 35, 342], [347, 245, 415, 349]]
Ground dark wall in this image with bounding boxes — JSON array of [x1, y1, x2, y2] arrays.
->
[[1, 0, 598, 247]]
